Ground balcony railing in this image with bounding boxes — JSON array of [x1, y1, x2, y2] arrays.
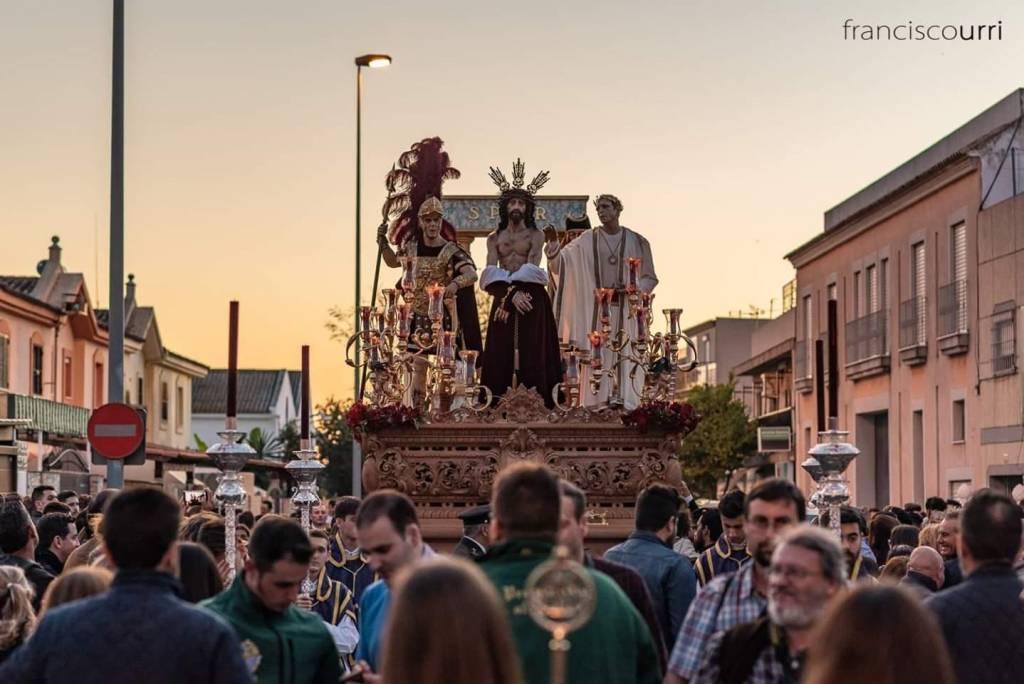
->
[[846, 310, 888, 365], [899, 296, 927, 349], [1, 393, 90, 437], [938, 279, 968, 337]]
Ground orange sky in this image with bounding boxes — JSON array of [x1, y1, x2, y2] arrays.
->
[[3, 0, 1023, 404]]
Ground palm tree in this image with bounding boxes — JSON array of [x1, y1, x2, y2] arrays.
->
[[245, 427, 284, 459]]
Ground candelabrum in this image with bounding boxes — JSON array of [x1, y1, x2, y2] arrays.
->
[[800, 455, 825, 516], [806, 418, 860, 539], [286, 438, 324, 594], [207, 420, 256, 584], [585, 277, 699, 406], [346, 268, 483, 413]]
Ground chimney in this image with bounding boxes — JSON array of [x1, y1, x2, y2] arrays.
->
[[125, 273, 136, 317], [48, 235, 62, 265]]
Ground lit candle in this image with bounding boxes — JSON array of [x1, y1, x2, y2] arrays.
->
[[460, 350, 478, 385], [300, 345, 310, 441], [227, 301, 239, 420], [400, 257, 417, 296], [636, 307, 649, 340], [381, 289, 398, 326], [427, 284, 444, 322], [626, 257, 642, 294], [664, 309, 683, 336], [588, 331, 605, 371], [371, 309, 386, 335], [438, 331, 457, 365], [595, 288, 613, 326], [397, 303, 413, 339]]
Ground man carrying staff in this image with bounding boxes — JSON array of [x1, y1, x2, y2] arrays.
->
[[547, 193, 658, 409], [479, 159, 562, 407]]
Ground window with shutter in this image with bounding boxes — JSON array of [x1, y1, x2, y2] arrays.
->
[[0, 334, 8, 389], [913, 243, 926, 345]]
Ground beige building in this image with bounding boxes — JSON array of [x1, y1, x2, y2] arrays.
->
[[786, 89, 1024, 505]]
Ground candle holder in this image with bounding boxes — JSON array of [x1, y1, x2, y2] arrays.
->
[[806, 418, 859, 539], [287, 438, 324, 594], [207, 421, 256, 584], [456, 350, 492, 411], [553, 347, 583, 410]]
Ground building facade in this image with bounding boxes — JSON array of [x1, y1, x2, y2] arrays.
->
[[678, 316, 766, 414], [786, 90, 1024, 505], [192, 369, 300, 453]]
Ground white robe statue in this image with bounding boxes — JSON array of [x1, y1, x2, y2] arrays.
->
[[551, 227, 657, 409]]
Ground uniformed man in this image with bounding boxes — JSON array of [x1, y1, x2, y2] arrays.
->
[[325, 496, 377, 606], [301, 529, 359, 668], [452, 504, 490, 559], [822, 505, 879, 581], [694, 489, 750, 586]]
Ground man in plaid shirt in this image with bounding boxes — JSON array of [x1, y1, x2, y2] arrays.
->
[[665, 478, 805, 684]]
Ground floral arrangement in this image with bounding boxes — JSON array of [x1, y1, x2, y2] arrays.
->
[[621, 400, 700, 435], [345, 403, 421, 433]]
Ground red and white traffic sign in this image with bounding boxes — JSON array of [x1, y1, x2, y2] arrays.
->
[[88, 403, 145, 460]]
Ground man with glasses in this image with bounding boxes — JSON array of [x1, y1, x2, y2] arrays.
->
[[692, 525, 845, 684], [665, 478, 805, 684]]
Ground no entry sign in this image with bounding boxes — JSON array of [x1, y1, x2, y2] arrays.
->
[[88, 403, 145, 460]]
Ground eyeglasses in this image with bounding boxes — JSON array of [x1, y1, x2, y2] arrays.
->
[[768, 564, 823, 581]]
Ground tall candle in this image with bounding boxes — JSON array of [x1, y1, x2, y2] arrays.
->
[[400, 257, 417, 295], [640, 291, 654, 310], [227, 301, 239, 419], [300, 345, 310, 440], [371, 310, 387, 335], [564, 350, 580, 383], [427, 283, 444, 322], [626, 257, 642, 294], [438, 331, 457, 365], [397, 303, 413, 339], [636, 307, 649, 340], [359, 305, 372, 334], [664, 309, 683, 337], [460, 350, 478, 385], [588, 331, 605, 371], [595, 288, 613, 325]]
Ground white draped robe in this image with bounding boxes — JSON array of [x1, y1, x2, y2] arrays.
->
[[551, 227, 657, 409]]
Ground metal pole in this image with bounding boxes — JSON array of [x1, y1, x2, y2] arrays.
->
[[352, 65, 363, 497], [107, 0, 125, 489]]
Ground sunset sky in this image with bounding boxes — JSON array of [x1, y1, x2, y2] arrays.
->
[[3, 0, 1023, 404]]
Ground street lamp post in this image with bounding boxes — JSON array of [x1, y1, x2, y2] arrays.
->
[[352, 53, 391, 497]]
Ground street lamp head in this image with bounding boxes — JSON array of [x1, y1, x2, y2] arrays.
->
[[355, 54, 392, 68]]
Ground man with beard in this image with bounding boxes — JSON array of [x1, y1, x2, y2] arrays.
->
[[820, 505, 878, 581], [665, 478, 805, 684], [480, 160, 562, 407], [547, 193, 658, 409], [693, 526, 846, 684]]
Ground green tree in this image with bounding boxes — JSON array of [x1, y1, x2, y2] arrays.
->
[[679, 383, 757, 498], [316, 396, 355, 496], [244, 427, 284, 459]]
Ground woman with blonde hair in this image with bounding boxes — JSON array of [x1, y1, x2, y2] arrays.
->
[[38, 566, 113, 621], [919, 523, 940, 550], [379, 557, 521, 684], [0, 566, 36, 664], [803, 584, 954, 684]]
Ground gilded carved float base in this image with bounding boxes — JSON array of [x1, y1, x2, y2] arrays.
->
[[358, 386, 684, 551]]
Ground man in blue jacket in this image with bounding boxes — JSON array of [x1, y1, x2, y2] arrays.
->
[[0, 487, 249, 683], [604, 483, 698, 644]]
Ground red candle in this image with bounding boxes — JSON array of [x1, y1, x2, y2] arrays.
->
[[300, 345, 310, 440], [626, 257, 642, 294], [227, 301, 239, 419], [427, 283, 444, 322]]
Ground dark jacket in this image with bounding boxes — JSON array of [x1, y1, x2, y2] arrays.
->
[[0, 553, 54, 611], [694, 535, 750, 587], [35, 548, 64, 577], [0, 569, 249, 683], [452, 535, 487, 559], [927, 562, 1024, 684], [589, 554, 668, 673], [480, 538, 661, 684], [900, 570, 939, 597], [942, 557, 963, 590], [202, 572, 341, 684], [604, 530, 698, 643]]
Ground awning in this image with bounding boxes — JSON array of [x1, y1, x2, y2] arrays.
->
[[733, 339, 794, 377]]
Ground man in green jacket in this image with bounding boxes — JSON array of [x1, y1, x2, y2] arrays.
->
[[479, 462, 662, 684], [203, 515, 341, 684]]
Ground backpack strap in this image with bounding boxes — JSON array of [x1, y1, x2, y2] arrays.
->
[[714, 617, 772, 684]]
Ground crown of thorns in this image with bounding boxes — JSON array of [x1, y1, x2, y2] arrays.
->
[[488, 158, 550, 196]]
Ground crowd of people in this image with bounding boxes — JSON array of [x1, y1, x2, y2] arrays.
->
[[0, 475, 1022, 683]]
